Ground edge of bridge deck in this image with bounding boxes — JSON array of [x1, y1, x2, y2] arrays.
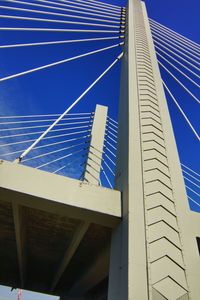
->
[[0, 160, 121, 229]]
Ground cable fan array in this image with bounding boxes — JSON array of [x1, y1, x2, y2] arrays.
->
[[150, 18, 200, 210], [0, 0, 126, 187]]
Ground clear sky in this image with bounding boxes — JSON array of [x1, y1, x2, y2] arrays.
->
[[0, 0, 199, 299]]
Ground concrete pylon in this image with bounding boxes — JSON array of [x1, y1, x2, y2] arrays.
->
[[108, 1, 200, 299]]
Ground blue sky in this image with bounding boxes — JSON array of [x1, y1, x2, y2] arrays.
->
[[0, 0, 199, 299]]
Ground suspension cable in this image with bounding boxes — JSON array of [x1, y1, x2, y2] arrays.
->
[[187, 196, 200, 207], [162, 81, 200, 141], [157, 52, 200, 89], [74, 0, 121, 11], [0, 5, 122, 25], [0, 14, 121, 29], [154, 44, 200, 80], [18, 52, 123, 161], [0, 36, 124, 49], [181, 163, 200, 178], [149, 18, 200, 52], [0, 43, 123, 82], [183, 176, 200, 189], [185, 185, 200, 197], [5, 0, 121, 21], [159, 61, 200, 105], [182, 169, 200, 183]]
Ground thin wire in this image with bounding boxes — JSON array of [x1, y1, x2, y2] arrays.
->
[[19, 52, 123, 160], [0, 27, 121, 34], [5, 0, 121, 21], [105, 140, 117, 151], [36, 148, 87, 169], [23, 141, 88, 162], [156, 52, 200, 89], [0, 14, 121, 29], [104, 153, 116, 166], [103, 160, 115, 176], [101, 166, 113, 188], [149, 18, 200, 52], [153, 39, 200, 72], [83, 0, 122, 10], [49, 0, 121, 14], [0, 113, 92, 118], [0, 125, 91, 139], [0, 43, 123, 82], [107, 124, 118, 134], [0, 116, 91, 125], [106, 134, 117, 144], [74, 0, 121, 11], [187, 196, 200, 207], [53, 155, 85, 173], [162, 81, 200, 141], [181, 163, 200, 178], [108, 116, 118, 125], [0, 130, 91, 148], [0, 135, 90, 156], [185, 185, 200, 197], [151, 26, 200, 60], [36, 0, 121, 17], [154, 45, 200, 80], [106, 129, 118, 140], [159, 61, 200, 105], [105, 145, 116, 158], [0, 5, 122, 25], [183, 176, 200, 189], [182, 169, 200, 183], [0, 36, 124, 49], [0, 120, 92, 132]]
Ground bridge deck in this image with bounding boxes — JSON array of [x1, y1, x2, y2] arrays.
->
[[0, 160, 121, 298]]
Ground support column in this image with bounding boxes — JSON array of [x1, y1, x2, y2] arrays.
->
[[84, 104, 108, 185], [108, 0, 195, 299]]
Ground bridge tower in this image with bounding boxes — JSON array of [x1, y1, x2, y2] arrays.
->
[[108, 0, 200, 299]]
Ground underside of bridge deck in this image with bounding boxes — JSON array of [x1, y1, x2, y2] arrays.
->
[[0, 160, 121, 299]]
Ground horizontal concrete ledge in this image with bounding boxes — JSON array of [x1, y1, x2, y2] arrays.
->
[[0, 160, 121, 228]]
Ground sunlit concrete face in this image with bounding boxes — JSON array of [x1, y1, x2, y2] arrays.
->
[[108, 0, 200, 299]]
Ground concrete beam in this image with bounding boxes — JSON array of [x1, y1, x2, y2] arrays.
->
[[12, 202, 26, 287], [67, 246, 109, 297], [0, 160, 121, 229], [51, 222, 89, 291]]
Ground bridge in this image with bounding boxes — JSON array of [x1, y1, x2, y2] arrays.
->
[[0, 0, 199, 299]]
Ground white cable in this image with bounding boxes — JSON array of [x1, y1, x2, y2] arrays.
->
[[4, 0, 121, 21], [152, 31, 200, 66], [0, 120, 91, 132], [183, 176, 200, 189], [0, 113, 91, 118], [0, 130, 90, 148], [106, 129, 118, 140], [0, 135, 90, 156], [36, 0, 120, 17], [101, 166, 113, 188], [18, 52, 123, 160], [105, 140, 117, 151], [153, 39, 200, 72], [154, 44, 200, 80], [106, 134, 117, 144], [159, 61, 200, 105], [36, 148, 86, 169], [187, 196, 200, 207], [23, 141, 87, 162], [105, 145, 116, 158], [103, 160, 115, 176], [0, 36, 124, 49], [151, 25, 200, 59], [0, 14, 120, 29], [53, 155, 83, 173], [0, 5, 122, 25], [185, 185, 200, 197], [182, 169, 200, 183], [74, 0, 121, 11], [162, 81, 200, 141], [107, 124, 118, 134], [149, 18, 200, 52], [104, 152, 116, 166], [0, 125, 91, 139], [156, 52, 200, 89], [83, 0, 122, 10], [108, 116, 118, 125], [49, 0, 121, 14], [0, 116, 91, 125], [0, 27, 121, 34], [181, 163, 200, 178], [0, 43, 123, 82]]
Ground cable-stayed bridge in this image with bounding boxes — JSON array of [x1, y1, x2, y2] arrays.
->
[[0, 0, 199, 299]]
